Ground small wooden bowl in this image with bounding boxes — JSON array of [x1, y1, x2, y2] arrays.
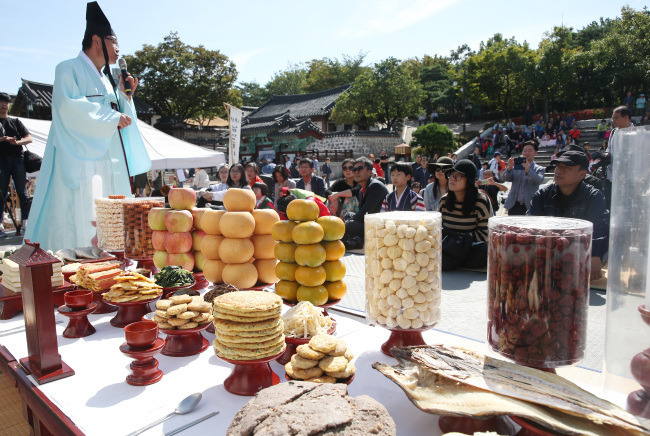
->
[[124, 320, 159, 349], [64, 290, 93, 309]]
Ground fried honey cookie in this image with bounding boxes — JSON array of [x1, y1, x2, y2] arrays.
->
[[295, 344, 326, 360], [327, 340, 347, 357], [309, 334, 338, 353], [305, 376, 337, 384], [318, 356, 348, 373], [326, 362, 356, 379], [167, 303, 188, 316], [285, 362, 323, 380], [290, 354, 319, 369]]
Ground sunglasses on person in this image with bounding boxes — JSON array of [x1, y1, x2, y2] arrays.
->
[[352, 166, 366, 172], [448, 172, 465, 181], [342, 166, 354, 171]]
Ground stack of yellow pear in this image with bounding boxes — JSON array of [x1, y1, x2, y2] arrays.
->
[[272, 199, 347, 305], [199, 189, 280, 288]]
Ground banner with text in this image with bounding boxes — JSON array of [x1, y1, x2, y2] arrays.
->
[[228, 106, 242, 165]]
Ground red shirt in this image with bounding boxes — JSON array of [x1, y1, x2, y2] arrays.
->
[[373, 163, 384, 178], [249, 175, 263, 187]]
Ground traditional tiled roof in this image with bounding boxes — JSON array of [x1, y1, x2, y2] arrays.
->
[[241, 106, 257, 117], [19, 79, 155, 115], [20, 80, 52, 108], [240, 112, 323, 140], [245, 84, 350, 121]]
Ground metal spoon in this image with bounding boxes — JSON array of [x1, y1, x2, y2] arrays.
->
[[126, 393, 202, 436]]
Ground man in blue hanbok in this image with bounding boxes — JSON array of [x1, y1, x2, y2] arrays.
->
[[25, 2, 151, 251]]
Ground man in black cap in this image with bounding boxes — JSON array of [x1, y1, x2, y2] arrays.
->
[[528, 150, 609, 280], [0, 92, 33, 237], [25, 2, 151, 251]]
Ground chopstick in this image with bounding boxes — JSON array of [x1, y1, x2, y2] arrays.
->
[[163, 411, 219, 436]]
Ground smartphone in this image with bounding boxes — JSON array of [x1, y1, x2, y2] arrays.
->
[[481, 179, 489, 185], [513, 156, 526, 170]]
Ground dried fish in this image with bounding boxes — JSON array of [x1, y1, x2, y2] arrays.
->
[[74, 247, 97, 259], [373, 345, 650, 435], [55, 249, 77, 262], [91, 246, 103, 258], [374, 361, 631, 435]]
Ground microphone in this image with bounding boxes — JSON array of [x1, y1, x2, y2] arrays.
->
[[118, 58, 131, 96]]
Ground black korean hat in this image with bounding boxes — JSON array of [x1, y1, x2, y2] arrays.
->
[[445, 159, 478, 181], [84, 2, 115, 40]]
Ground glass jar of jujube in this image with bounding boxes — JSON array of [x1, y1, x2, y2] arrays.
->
[[487, 216, 592, 368]]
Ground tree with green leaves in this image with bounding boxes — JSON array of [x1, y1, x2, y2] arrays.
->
[[303, 53, 369, 93], [533, 26, 578, 119], [332, 57, 423, 131], [465, 34, 535, 119], [410, 123, 455, 156], [588, 6, 650, 104], [237, 81, 269, 107], [124, 32, 238, 123], [403, 55, 456, 116], [265, 63, 307, 96]]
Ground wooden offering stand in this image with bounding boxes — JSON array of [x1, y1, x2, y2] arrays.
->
[[11, 241, 75, 384], [91, 289, 118, 314], [160, 323, 210, 357], [191, 272, 209, 290], [218, 350, 285, 396], [438, 416, 500, 435], [108, 251, 134, 268], [162, 280, 197, 299], [381, 326, 429, 357], [120, 338, 164, 386], [106, 296, 160, 328], [627, 304, 650, 418], [135, 258, 158, 274], [58, 303, 97, 338], [286, 372, 354, 385]]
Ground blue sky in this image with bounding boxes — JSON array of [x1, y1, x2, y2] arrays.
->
[[0, 0, 643, 95]]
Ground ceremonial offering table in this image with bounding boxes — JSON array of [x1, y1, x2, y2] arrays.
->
[[0, 306, 614, 436]]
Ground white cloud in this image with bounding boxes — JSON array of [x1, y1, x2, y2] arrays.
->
[[231, 47, 277, 71], [338, 0, 462, 38]]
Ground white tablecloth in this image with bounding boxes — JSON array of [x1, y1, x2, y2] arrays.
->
[[0, 305, 474, 436]]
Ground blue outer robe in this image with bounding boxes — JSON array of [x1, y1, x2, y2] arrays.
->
[[24, 54, 151, 252]]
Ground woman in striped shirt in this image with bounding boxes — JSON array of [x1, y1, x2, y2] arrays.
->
[[438, 159, 493, 270]]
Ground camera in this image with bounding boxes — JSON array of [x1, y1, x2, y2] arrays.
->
[[513, 156, 526, 170]]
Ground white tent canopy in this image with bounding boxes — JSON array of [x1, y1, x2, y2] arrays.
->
[[18, 117, 225, 172]]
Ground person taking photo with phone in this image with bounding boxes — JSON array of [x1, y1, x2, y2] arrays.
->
[[501, 140, 545, 215]]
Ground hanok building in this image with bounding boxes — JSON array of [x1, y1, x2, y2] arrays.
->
[[10, 79, 156, 124], [240, 84, 351, 163]]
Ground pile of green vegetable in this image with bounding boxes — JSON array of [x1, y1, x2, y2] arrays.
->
[[154, 266, 195, 288]]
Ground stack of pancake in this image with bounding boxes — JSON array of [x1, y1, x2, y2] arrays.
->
[[213, 291, 286, 360]]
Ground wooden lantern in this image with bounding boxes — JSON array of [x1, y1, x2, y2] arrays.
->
[[11, 240, 74, 384]]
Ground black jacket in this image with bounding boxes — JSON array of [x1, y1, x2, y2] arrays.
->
[[350, 178, 389, 223], [295, 175, 330, 198], [528, 181, 609, 257]]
